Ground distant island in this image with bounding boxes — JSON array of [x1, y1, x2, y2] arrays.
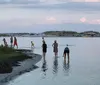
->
[[0, 31, 100, 37]]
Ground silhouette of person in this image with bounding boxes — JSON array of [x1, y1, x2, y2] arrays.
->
[[14, 37, 18, 48], [63, 57, 70, 76], [10, 36, 13, 47], [52, 40, 58, 56], [63, 44, 70, 62], [42, 40, 47, 60], [52, 56, 58, 75], [31, 41, 34, 53], [3, 38, 8, 47], [41, 57, 47, 77]]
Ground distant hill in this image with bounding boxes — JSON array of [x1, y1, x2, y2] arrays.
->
[[0, 31, 100, 37], [43, 31, 100, 37]]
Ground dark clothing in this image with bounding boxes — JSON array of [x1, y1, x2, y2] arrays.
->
[[3, 38, 8, 47], [42, 43, 47, 52], [10, 37, 13, 43], [64, 47, 69, 54]]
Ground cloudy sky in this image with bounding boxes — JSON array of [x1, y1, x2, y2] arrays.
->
[[0, 0, 100, 33]]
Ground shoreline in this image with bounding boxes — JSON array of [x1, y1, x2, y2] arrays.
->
[[0, 50, 42, 85]]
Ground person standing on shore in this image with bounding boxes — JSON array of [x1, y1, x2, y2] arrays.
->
[[14, 37, 18, 49], [42, 40, 47, 61], [63, 44, 70, 62], [10, 36, 13, 47], [3, 38, 8, 47], [52, 40, 58, 56]]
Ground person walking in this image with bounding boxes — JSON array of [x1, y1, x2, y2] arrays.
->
[[31, 41, 34, 48], [31, 41, 35, 53], [14, 37, 18, 48], [52, 40, 58, 56]]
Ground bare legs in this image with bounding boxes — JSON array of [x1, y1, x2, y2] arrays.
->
[[14, 44, 18, 49]]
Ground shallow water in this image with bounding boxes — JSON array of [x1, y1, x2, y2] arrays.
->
[[0, 37, 100, 85]]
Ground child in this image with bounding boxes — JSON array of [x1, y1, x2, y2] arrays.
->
[[31, 41, 34, 48], [31, 41, 35, 52]]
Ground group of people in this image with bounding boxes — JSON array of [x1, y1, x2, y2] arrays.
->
[[2, 36, 18, 48], [42, 38, 70, 62], [2, 36, 70, 62]]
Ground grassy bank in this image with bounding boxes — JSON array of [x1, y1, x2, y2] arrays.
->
[[0, 46, 32, 73]]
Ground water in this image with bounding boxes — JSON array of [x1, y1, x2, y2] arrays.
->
[[0, 37, 100, 85]]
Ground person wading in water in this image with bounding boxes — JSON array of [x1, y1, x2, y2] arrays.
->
[[52, 40, 58, 56], [63, 44, 70, 63], [42, 40, 47, 61]]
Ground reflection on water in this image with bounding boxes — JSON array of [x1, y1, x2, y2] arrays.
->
[[63, 59, 70, 76], [52, 56, 58, 75], [41, 57, 48, 78], [4, 37, 100, 85]]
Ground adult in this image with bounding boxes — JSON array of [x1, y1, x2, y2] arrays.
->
[[3, 38, 8, 47], [14, 37, 18, 48], [42, 41, 47, 60], [10, 36, 13, 47], [52, 40, 58, 56]]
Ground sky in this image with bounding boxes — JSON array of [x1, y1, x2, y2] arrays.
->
[[0, 0, 100, 33]]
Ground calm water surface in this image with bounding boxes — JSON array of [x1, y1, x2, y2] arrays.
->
[[0, 37, 100, 85]]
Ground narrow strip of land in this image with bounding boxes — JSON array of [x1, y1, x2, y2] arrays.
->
[[0, 46, 42, 85]]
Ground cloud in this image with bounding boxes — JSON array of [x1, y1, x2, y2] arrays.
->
[[71, 0, 100, 2], [46, 17, 57, 23], [80, 17, 100, 24], [1, 2, 100, 12], [0, 0, 40, 4], [85, 0, 99, 2], [88, 19, 100, 24], [80, 17, 87, 23], [0, 0, 100, 33], [0, 0, 100, 4], [0, 0, 100, 12]]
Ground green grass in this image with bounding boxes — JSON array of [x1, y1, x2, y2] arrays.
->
[[0, 46, 32, 73], [0, 46, 31, 62]]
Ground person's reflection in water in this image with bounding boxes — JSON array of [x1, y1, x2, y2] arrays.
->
[[52, 56, 58, 75], [41, 56, 47, 78], [63, 57, 70, 76]]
